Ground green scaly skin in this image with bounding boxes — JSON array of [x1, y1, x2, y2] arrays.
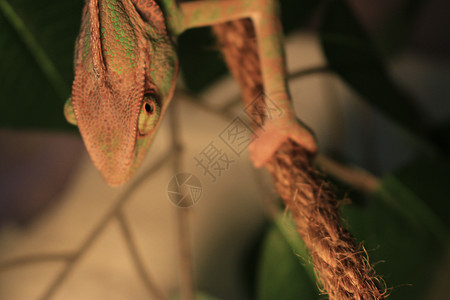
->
[[65, 0, 317, 186]]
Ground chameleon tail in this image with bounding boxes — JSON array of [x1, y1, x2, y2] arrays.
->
[[212, 21, 387, 299]]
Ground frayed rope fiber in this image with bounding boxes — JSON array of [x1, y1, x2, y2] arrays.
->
[[213, 20, 387, 299]]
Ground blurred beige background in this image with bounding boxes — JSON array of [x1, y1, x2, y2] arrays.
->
[[1, 0, 449, 296]]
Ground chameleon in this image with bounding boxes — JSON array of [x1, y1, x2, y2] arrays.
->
[[64, 0, 317, 186]]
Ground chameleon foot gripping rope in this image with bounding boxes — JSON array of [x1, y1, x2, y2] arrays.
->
[[213, 20, 387, 299]]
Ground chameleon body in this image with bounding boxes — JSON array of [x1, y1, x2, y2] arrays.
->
[[65, 0, 317, 186]]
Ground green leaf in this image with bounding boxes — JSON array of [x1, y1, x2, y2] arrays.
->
[[342, 157, 450, 299], [375, 157, 450, 243], [255, 157, 449, 298], [255, 157, 449, 299], [343, 203, 447, 299], [319, 0, 427, 139], [257, 215, 318, 300], [0, 0, 83, 130]]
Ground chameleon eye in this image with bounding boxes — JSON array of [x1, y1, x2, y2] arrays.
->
[[144, 102, 154, 114], [138, 94, 161, 137], [64, 97, 77, 125]]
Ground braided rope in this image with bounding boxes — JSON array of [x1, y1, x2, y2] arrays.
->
[[212, 20, 387, 299]]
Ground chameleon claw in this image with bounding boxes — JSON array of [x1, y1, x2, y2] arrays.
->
[[249, 118, 317, 168]]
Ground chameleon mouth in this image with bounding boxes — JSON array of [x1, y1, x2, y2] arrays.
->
[[101, 171, 132, 187], [94, 154, 136, 187], [79, 126, 138, 187]]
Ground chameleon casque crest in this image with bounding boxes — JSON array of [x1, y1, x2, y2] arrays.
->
[[65, 0, 316, 186]]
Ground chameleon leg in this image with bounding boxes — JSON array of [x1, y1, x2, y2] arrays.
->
[[247, 0, 317, 167], [178, 0, 253, 31], [179, 0, 317, 167]]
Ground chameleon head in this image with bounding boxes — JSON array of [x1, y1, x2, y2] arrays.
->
[[65, 0, 178, 186]]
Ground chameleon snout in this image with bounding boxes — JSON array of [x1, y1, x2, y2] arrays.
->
[[80, 127, 137, 186]]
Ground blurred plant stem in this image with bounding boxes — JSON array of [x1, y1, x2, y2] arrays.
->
[[0, 98, 198, 300], [0, 150, 173, 300], [169, 98, 195, 300], [117, 210, 167, 299], [0, 253, 72, 271], [315, 154, 380, 194]]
